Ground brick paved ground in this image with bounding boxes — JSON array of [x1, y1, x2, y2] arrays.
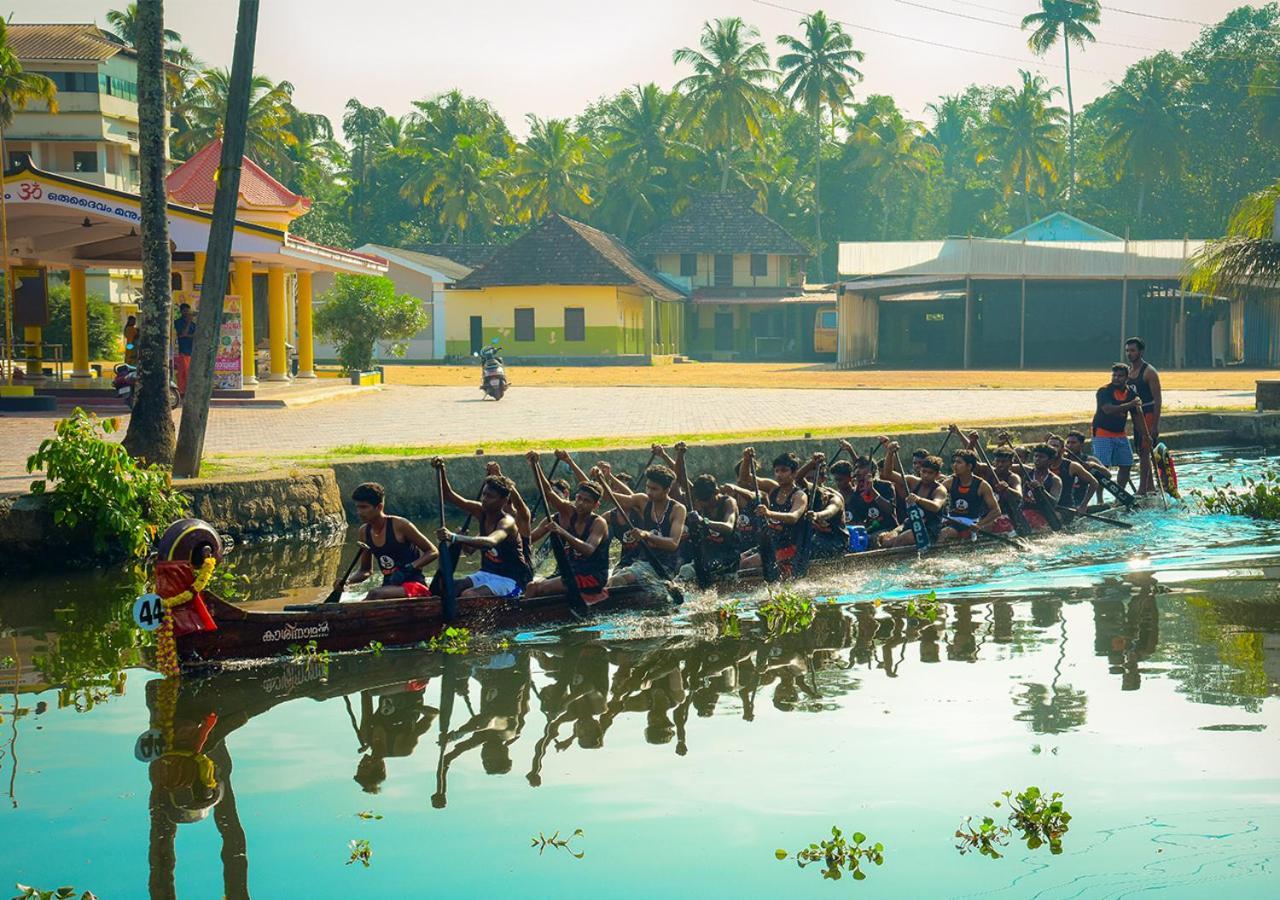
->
[[0, 385, 1250, 492]]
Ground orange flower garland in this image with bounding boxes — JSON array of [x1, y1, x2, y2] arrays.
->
[[155, 556, 216, 677]]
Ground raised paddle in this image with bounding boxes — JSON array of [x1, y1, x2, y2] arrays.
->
[[676, 445, 716, 590], [526, 456, 563, 524], [324, 541, 370, 603], [597, 477, 680, 592], [747, 457, 781, 582], [891, 449, 932, 553], [435, 467, 460, 623], [998, 438, 1063, 532], [792, 459, 826, 579], [530, 457, 590, 619], [956, 427, 1035, 539], [1060, 445, 1135, 510]]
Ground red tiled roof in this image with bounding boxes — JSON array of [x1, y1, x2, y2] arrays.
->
[[8, 24, 129, 62], [166, 139, 311, 211]]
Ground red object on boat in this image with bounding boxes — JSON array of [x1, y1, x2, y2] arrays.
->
[[155, 560, 217, 638]]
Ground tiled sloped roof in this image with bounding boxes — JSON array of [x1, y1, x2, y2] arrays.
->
[[632, 191, 808, 256], [405, 243, 498, 270], [7, 23, 128, 61], [454, 214, 684, 302], [166, 138, 310, 211]]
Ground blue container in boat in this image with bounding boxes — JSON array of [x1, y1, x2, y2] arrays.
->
[[848, 526, 869, 552]]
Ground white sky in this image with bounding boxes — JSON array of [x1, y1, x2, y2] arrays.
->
[[10, 1, 1253, 136]]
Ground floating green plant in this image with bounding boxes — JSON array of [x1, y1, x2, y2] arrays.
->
[[346, 838, 373, 867], [759, 588, 816, 636], [776, 826, 885, 881], [531, 828, 585, 858]]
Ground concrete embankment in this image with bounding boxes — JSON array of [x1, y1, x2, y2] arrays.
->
[[1, 410, 1275, 573]]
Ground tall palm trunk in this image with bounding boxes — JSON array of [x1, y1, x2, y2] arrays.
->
[[122, 0, 176, 464], [813, 112, 824, 281], [1064, 31, 1075, 204]]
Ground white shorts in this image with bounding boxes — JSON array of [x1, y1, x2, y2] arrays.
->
[[467, 570, 522, 598]]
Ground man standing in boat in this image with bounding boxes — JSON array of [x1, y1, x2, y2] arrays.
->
[[434, 460, 532, 600], [336, 482, 439, 600], [1125, 337, 1163, 495], [1092, 363, 1143, 495]]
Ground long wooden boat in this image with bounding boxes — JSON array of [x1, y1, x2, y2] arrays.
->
[[177, 502, 1140, 668]]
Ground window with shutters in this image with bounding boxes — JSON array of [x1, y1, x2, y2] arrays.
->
[[750, 254, 768, 277], [679, 254, 697, 277], [515, 308, 535, 342], [565, 307, 585, 341]]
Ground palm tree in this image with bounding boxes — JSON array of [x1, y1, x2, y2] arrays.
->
[[106, 2, 196, 106], [1248, 59, 1280, 143], [173, 70, 297, 173], [926, 94, 970, 180], [409, 134, 508, 242], [105, 4, 183, 49], [603, 83, 684, 237], [342, 98, 387, 237], [1187, 180, 1280, 297], [510, 116, 591, 220], [1022, 0, 1100, 202], [1101, 55, 1187, 225], [777, 10, 863, 279], [980, 71, 1066, 225], [852, 105, 938, 238], [673, 17, 779, 191]]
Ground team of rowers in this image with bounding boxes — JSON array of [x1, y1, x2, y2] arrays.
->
[[333, 425, 1138, 608]]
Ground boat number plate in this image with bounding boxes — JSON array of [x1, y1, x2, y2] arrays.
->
[[133, 593, 165, 631], [134, 729, 167, 762]]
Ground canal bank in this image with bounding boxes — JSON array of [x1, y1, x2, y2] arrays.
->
[[2, 409, 1278, 572]]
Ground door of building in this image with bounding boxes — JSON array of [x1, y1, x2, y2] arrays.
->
[[714, 312, 734, 352], [469, 316, 483, 354]]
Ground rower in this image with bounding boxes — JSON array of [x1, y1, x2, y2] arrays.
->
[[523, 452, 612, 603], [805, 474, 850, 560], [728, 450, 809, 573], [878, 444, 947, 548], [1018, 444, 1064, 532], [433, 459, 532, 600], [1092, 363, 1142, 495], [335, 482, 439, 600], [680, 474, 740, 580], [1126, 337, 1162, 494], [831, 454, 899, 543], [1045, 434, 1100, 517], [1063, 431, 1112, 506], [938, 449, 1006, 543], [595, 461, 686, 590]]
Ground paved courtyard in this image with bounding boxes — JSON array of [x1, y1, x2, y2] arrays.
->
[[0, 385, 1251, 492]]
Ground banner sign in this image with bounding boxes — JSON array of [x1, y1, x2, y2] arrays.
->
[[214, 294, 244, 390]]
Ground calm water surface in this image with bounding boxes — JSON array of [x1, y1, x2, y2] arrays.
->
[[1, 450, 1278, 898]]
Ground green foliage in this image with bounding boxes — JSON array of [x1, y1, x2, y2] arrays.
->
[[531, 828, 585, 859], [758, 588, 816, 635], [355, 810, 382, 821], [1191, 467, 1280, 520], [427, 626, 472, 654], [44, 282, 120, 362], [346, 838, 373, 867], [1001, 786, 1072, 854], [12, 887, 96, 900], [776, 826, 885, 881], [312, 274, 429, 374], [904, 590, 941, 620], [206, 560, 250, 602], [286, 640, 331, 664], [955, 815, 1011, 859], [25, 409, 188, 560], [32, 589, 147, 712], [366, 640, 384, 657], [717, 600, 742, 637]]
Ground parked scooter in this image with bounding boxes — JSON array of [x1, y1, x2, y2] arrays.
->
[[475, 343, 509, 400], [113, 363, 181, 410]]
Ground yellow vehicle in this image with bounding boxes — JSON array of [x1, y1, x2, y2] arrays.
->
[[813, 306, 838, 355]]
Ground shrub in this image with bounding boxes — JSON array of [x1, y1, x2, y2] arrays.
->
[[1192, 467, 1280, 520], [313, 274, 429, 373], [45, 281, 121, 361], [26, 409, 188, 559]]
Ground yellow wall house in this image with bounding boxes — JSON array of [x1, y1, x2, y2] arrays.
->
[[447, 214, 687, 362]]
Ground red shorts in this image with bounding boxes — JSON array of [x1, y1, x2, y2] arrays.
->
[[1022, 510, 1052, 532], [952, 515, 1013, 540], [573, 573, 609, 606], [401, 580, 430, 598]]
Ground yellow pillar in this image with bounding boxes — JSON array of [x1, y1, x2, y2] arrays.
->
[[267, 265, 288, 381], [69, 267, 90, 377], [234, 258, 257, 384], [193, 251, 206, 293], [296, 269, 316, 378], [23, 325, 42, 378]]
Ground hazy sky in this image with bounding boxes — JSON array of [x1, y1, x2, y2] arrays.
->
[[11, 1, 1251, 137]]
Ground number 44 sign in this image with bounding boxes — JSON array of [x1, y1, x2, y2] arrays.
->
[[133, 593, 165, 631]]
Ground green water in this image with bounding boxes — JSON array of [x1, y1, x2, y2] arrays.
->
[[1, 450, 1278, 897]]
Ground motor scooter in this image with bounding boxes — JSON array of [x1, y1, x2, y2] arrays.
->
[[475, 343, 509, 400], [113, 363, 181, 410]]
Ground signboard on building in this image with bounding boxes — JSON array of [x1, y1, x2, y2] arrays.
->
[[176, 290, 243, 390], [12, 266, 48, 327]]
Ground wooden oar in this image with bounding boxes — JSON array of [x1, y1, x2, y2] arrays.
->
[[792, 459, 825, 579], [999, 438, 1063, 532], [597, 479, 681, 600], [677, 446, 715, 590], [748, 460, 780, 582], [892, 450, 932, 553], [1133, 407, 1169, 511], [526, 456, 562, 523], [633, 450, 658, 486], [942, 516, 1030, 551], [431, 655, 458, 809], [961, 428, 1034, 539], [1056, 503, 1133, 529], [1060, 446, 1135, 509], [531, 458, 589, 619], [436, 467, 460, 623], [324, 541, 369, 603]]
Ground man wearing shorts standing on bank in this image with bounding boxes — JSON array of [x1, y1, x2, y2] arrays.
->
[[1092, 364, 1143, 496]]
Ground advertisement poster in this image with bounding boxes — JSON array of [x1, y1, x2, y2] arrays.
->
[[214, 294, 244, 391]]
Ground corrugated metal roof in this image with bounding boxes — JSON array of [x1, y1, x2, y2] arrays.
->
[[8, 24, 128, 62]]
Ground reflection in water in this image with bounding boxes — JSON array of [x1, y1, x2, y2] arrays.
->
[[132, 574, 1280, 891]]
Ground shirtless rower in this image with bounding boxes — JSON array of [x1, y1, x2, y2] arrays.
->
[[804, 473, 850, 560], [522, 452, 611, 603], [680, 474, 741, 581], [724, 449, 810, 573], [938, 449, 1006, 542], [878, 443, 948, 548], [595, 461, 686, 589], [336, 482, 439, 600], [433, 459, 532, 600], [1126, 337, 1162, 494], [1044, 433, 1100, 517], [1092, 363, 1143, 495]]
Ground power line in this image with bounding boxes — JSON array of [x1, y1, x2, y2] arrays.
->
[[893, 0, 1162, 53], [1097, 4, 1212, 28], [749, 0, 1121, 76]]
